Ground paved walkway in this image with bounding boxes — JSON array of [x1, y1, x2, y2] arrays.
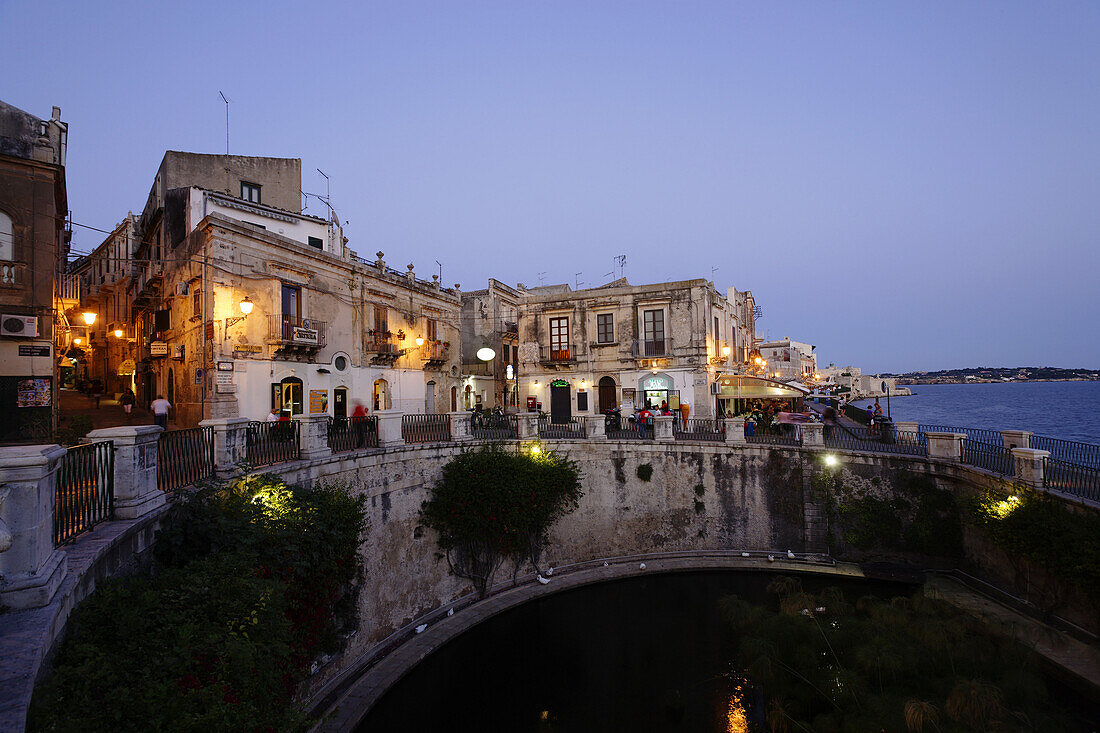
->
[[58, 389, 175, 433]]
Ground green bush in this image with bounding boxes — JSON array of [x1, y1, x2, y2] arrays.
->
[[55, 414, 93, 446], [636, 463, 654, 482], [30, 475, 366, 731], [420, 444, 582, 597]]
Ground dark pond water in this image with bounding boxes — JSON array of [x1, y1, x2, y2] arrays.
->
[[359, 571, 915, 732]]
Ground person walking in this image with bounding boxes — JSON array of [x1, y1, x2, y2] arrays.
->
[[150, 394, 171, 429], [351, 400, 367, 447], [120, 388, 135, 416]]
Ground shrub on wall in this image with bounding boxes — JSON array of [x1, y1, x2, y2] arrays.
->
[[636, 463, 654, 482], [30, 474, 366, 731], [420, 444, 582, 598]]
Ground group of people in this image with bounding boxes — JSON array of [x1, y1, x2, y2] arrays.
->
[[726, 399, 792, 437]]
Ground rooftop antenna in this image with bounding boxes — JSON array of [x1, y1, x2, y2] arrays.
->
[[537, 271, 546, 287], [435, 260, 442, 283], [615, 254, 626, 279], [316, 169, 331, 216], [575, 272, 583, 289], [219, 91, 230, 195]]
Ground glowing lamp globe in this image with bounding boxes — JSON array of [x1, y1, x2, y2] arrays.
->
[[239, 296, 254, 315], [82, 312, 97, 326], [476, 347, 496, 362]]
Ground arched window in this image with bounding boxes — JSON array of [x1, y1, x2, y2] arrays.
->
[[0, 211, 13, 261], [280, 376, 304, 415], [373, 378, 390, 411]]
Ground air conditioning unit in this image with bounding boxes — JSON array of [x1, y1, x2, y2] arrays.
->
[[1, 314, 38, 337]]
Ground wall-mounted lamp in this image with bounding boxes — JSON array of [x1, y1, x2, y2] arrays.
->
[[415, 336, 425, 347], [722, 345, 731, 357], [226, 296, 254, 328], [73, 337, 83, 346], [82, 312, 97, 326], [113, 328, 124, 338]]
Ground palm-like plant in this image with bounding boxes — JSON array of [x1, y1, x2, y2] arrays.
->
[[945, 679, 1004, 730], [904, 699, 940, 732]]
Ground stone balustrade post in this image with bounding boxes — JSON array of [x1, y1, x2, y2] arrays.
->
[[0, 445, 68, 608], [723, 418, 746, 445], [1011, 448, 1049, 489], [517, 413, 539, 439], [893, 420, 919, 437], [86, 425, 165, 519], [200, 417, 251, 478], [450, 412, 472, 441], [925, 432, 966, 461], [296, 414, 334, 460], [801, 422, 825, 448], [375, 409, 405, 447], [1001, 430, 1033, 451], [586, 415, 606, 439], [653, 415, 674, 443]]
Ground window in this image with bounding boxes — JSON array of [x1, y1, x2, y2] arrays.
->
[[596, 313, 614, 344], [307, 236, 323, 249], [426, 317, 437, 342], [642, 309, 665, 350], [374, 305, 387, 334], [333, 354, 348, 372], [714, 316, 720, 339], [549, 317, 569, 359], [192, 289, 202, 319], [0, 211, 14, 260], [281, 283, 300, 339], [241, 181, 261, 203]]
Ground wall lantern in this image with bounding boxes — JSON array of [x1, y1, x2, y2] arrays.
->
[[239, 296, 254, 315], [722, 346, 731, 357], [73, 337, 83, 346], [113, 328, 123, 338], [416, 337, 425, 347], [476, 347, 496, 362], [82, 311, 97, 326]]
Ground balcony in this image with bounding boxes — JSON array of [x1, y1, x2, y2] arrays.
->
[[462, 361, 493, 377], [632, 338, 673, 358], [539, 344, 578, 367], [420, 341, 449, 369], [366, 332, 401, 365], [56, 273, 81, 304], [0, 261, 26, 289], [268, 315, 327, 360]]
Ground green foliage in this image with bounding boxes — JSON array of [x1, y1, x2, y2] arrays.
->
[[55, 414, 93, 446], [721, 578, 1079, 732], [30, 475, 366, 731], [420, 444, 582, 597], [694, 483, 706, 496], [636, 463, 654, 482], [969, 488, 1100, 597]]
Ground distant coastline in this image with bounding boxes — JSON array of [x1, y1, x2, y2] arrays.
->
[[880, 366, 1099, 386]]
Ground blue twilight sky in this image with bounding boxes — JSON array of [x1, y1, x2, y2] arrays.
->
[[2, 1, 1097, 373]]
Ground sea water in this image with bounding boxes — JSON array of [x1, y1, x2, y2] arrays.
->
[[851, 381, 1100, 445]]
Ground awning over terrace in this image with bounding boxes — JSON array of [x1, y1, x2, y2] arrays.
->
[[712, 375, 808, 399]]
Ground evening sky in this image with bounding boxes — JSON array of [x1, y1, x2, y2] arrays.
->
[[2, 0, 1097, 372]]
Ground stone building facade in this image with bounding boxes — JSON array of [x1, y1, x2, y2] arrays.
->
[[516, 277, 756, 420], [0, 101, 68, 442], [758, 337, 818, 383], [458, 278, 520, 409], [125, 153, 460, 427]]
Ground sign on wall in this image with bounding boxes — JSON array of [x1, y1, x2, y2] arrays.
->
[[150, 341, 168, 356], [18, 344, 50, 357], [233, 344, 262, 354], [309, 389, 328, 414], [641, 375, 670, 391], [292, 327, 319, 344], [16, 378, 51, 407]]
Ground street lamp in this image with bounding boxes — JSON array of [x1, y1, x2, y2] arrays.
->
[[82, 311, 97, 326], [476, 347, 496, 362], [722, 345, 731, 357], [415, 336, 425, 347], [113, 328, 123, 338], [226, 296, 254, 328]]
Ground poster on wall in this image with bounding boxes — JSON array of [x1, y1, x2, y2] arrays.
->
[[17, 378, 51, 407], [309, 389, 328, 414]]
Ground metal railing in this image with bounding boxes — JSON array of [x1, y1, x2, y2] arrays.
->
[[1031, 435, 1100, 470], [157, 426, 214, 491], [57, 272, 82, 300], [540, 345, 578, 363], [1043, 458, 1100, 502], [919, 424, 1002, 446], [246, 420, 301, 466], [366, 333, 400, 354], [539, 416, 586, 439], [674, 418, 725, 442], [824, 425, 926, 456], [470, 413, 518, 440], [402, 414, 452, 443], [420, 342, 449, 362], [631, 338, 673, 357], [328, 416, 379, 452], [606, 414, 654, 440], [962, 438, 1014, 476], [745, 430, 800, 447], [270, 315, 328, 348], [54, 441, 114, 546]]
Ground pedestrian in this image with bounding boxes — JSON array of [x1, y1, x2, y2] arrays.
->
[[267, 407, 281, 422], [120, 387, 135, 415], [637, 407, 652, 438], [351, 400, 367, 447], [150, 394, 171, 429]]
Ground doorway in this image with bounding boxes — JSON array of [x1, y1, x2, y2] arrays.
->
[[374, 378, 390, 411], [451, 386, 457, 412], [549, 380, 571, 423], [426, 380, 436, 413], [279, 376, 303, 415], [333, 387, 348, 418], [598, 376, 617, 414], [167, 368, 175, 405]]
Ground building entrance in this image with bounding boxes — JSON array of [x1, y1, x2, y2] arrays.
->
[[549, 380, 571, 423], [598, 376, 617, 414]]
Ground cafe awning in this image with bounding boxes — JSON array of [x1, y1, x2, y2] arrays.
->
[[712, 375, 808, 399]]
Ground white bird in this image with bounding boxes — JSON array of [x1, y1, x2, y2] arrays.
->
[[603, 561, 609, 567], [537, 574, 550, 585], [546, 567, 554, 576], [415, 624, 427, 634], [639, 562, 647, 570], [768, 555, 775, 562], [787, 549, 796, 559], [447, 608, 454, 617], [741, 552, 750, 557]]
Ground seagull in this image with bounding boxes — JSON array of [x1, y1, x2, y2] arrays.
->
[[603, 561, 609, 567], [537, 574, 550, 585], [639, 562, 647, 570], [447, 608, 454, 617], [768, 555, 775, 562], [415, 624, 427, 634], [787, 549, 796, 559], [546, 567, 554, 576], [741, 552, 750, 557]]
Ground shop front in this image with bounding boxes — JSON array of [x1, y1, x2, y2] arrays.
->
[[637, 373, 679, 411]]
